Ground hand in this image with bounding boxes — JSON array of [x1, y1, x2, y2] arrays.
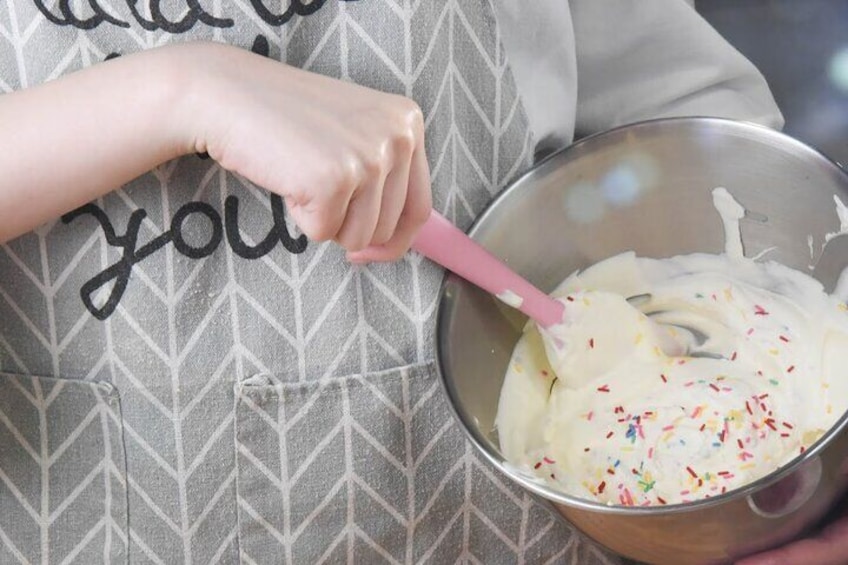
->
[[183, 42, 432, 261], [736, 495, 848, 565], [0, 41, 431, 257]]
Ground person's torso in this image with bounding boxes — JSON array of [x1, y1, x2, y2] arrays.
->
[[0, 2, 617, 563]]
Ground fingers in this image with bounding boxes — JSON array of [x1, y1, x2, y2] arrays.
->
[[347, 140, 432, 263], [736, 511, 848, 565], [336, 123, 414, 251], [340, 100, 430, 261], [283, 159, 352, 245], [259, 90, 429, 257], [334, 167, 385, 252], [370, 135, 413, 246]]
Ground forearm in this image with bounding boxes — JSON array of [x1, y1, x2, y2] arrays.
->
[[0, 44, 196, 242], [0, 40, 431, 258]]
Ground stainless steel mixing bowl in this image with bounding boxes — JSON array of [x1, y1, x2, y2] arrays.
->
[[435, 117, 848, 565]]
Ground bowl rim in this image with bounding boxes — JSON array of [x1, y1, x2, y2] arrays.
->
[[434, 115, 848, 515]]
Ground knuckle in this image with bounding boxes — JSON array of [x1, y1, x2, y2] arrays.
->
[[320, 159, 350, 187], [322, 154, 361, 195], [399, 99, 425, 131], [360, 152, 383, 179], [384, 97, 424, 150], [392, 127, 416, 155], [342, 145, 382, 181]]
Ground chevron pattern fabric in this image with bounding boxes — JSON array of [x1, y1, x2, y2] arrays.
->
[[0, 375, 128, 564], [0, 1, 621, 563]]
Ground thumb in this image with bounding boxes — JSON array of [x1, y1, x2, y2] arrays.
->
[[736, 509, 848, 565]]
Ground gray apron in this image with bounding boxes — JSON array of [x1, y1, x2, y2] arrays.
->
[[0, 1, 620, 563]]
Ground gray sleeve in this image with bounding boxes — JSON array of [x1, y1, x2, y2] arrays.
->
[[570, 0, 784, 138], [489, 0, 579, 155]]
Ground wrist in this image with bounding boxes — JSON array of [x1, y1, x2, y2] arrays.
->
[[136, 41, 230, 160], [153, 41, 257, 159]]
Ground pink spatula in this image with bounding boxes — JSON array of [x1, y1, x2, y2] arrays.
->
[[406, 211, 696, 389], [412, 210, 564, 328]]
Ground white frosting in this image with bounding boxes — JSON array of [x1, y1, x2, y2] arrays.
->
[[497, 290, 524, 308], [496, 188, 848, 506], [712, 186, 746, 259], [825, 195, 848, 242]]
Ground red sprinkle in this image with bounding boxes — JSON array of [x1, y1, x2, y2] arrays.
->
[[597, 385, 610, 393], [747, 328, 755, 336], [566, 296, 575, 302], [787, 365, 795, 373], [598, 481, 607, 494], [543, 456, 556, 464], [781, 433, 790, 438], [764, 418, 777, 431], [686, 466, 698, 478], [589, 338, 595, 349], [783, 422, 794, 429], [754, 304, 769, 316], [648, 448, 654, 459], [541, 370, 549, 377], [657, 496, 667, 505], [584, 447, 590, 452], [534, 462, 542, 469], [606, 431, 614, 439], [709, 383, 720, 392], [745, 401, 753, 415], [731, 351, 738, 361], [660, 374, 668, 383], [737, 439, 745, 449], [779, 335, 790, 343]]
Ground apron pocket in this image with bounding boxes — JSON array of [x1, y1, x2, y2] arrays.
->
[[0, 373, 128, 564], [234, 362, 592, 564]]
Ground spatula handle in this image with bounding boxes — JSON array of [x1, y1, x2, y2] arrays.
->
[[412, 210, 564, 328]]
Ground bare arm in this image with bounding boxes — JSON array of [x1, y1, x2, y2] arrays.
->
[[0, 47, 189, 241], [0, 42, 431, 259]]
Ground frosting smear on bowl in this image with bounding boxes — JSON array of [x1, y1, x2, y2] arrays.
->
[[495, 188, 848, 506]]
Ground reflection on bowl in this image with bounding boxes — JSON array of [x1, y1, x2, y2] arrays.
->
[[435, 118, 848, 564]]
